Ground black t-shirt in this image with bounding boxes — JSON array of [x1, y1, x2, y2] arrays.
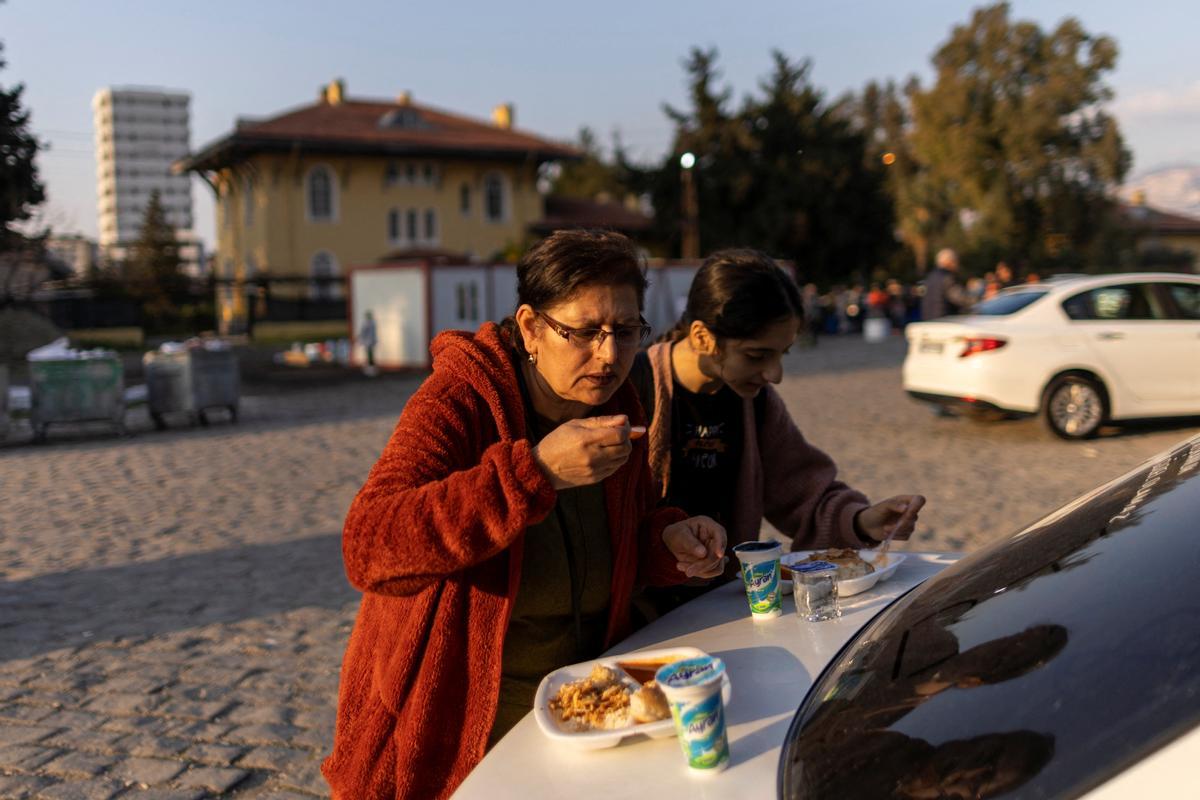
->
[[664, 382, 744, 527]]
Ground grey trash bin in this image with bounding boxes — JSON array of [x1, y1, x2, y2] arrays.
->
[[144, 350, 194, 430], [190, 348, 239, 425], [29, 356, 125, 442], [144, 347, 239, 429]]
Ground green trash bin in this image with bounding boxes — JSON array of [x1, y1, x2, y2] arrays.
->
[[29, 357, 125, 442]]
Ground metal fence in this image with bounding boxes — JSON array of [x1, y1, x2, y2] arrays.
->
[[20, 275, 349, 334]]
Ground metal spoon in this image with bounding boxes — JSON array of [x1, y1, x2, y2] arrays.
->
[[877, 501, 917, 567]]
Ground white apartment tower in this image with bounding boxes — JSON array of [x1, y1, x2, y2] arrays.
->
[[93, 87, 197, 268]]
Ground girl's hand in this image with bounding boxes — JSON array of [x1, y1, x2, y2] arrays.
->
[[663, 516, 728, 578], [856, 495, 926, 543]]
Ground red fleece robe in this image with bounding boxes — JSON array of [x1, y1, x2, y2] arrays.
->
[[321, 323, 688, 800]]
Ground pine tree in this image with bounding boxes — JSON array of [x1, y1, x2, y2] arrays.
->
[[127, 190, 187, 327], [550, 127, 631, 201], [0, 37, 46, 247], [649, 48, 894, 284]]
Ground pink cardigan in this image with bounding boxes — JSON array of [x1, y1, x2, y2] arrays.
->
[[645, 341, 870, 552]]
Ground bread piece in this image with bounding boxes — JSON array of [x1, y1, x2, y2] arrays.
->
[[630, 681, 670, 723]]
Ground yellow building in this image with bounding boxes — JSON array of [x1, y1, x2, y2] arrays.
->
[[177, 80, 579, 332]]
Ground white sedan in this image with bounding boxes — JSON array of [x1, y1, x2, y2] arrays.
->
[[903, 272, 1200, 438]]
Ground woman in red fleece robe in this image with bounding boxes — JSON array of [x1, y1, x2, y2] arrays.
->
[[322, 230, 727, 800]]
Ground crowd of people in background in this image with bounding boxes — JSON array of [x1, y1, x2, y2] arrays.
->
[[800, 248, 1044, 341]]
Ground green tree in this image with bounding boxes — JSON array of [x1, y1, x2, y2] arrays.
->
[[746, 53, 893, 285], [0, 35, 46, 247], [651, 47, 747, 255], [127, 190, 188, 329], [648, 48, 894, 285], [550, 127, 632, 201], [842, 78, 948, 277], [907, 2, 1131, 272]]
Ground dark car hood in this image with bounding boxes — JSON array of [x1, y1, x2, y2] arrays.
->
[[780, 435, 1200, 799]]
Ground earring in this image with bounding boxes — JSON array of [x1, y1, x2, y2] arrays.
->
[[527, 352, 537, 365]]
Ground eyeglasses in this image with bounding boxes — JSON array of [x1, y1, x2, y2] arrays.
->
[[536, 311, 652, 350]]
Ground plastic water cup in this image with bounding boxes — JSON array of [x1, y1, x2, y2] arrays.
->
[[732, 540, 784, 620], [791, 560, 841, 622], [656, 656, 730, 774]]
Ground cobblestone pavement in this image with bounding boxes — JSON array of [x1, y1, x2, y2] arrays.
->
[[2, 338, 1198, 798]]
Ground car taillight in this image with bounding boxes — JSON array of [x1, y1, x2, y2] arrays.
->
[[959, 337, 1007, 358]]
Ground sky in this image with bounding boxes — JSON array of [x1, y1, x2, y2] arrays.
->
[[5, 0, 1200, 250]]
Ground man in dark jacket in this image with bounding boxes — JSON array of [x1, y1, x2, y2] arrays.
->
[[921, 248, 973, 319]]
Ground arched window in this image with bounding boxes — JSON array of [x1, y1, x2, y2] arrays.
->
[[459, 183, 471, 215], [310, 250, 340, 300], [306, 165, 336, 221], [484, 173, 506, 223]]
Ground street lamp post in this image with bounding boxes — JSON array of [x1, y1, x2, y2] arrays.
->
[[680, 152, 699, 259]]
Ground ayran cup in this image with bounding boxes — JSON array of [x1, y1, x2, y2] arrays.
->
[[732, 540, 783, 620], [655, 656, 730, 774]]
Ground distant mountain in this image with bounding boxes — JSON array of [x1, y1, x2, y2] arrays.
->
[[1121, 165, 1200, 218]]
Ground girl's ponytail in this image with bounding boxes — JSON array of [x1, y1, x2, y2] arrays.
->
[[668, 249, 803, 343]]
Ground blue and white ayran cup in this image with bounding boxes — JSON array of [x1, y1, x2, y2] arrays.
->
[[656, 656, 730, 774], [732, 540, 784, 620]]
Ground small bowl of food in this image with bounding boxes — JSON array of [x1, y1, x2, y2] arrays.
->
[[781, 548, 905, 596]]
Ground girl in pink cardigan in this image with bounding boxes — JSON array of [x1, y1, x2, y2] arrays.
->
[[635, 249, 925, 617]]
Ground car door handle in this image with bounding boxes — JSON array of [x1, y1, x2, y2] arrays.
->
[[1096, 332, 1125, 341]]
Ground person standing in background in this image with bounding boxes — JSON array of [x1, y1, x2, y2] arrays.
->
[[920, 248, 973, 319], [358, 310, 378, 377], [886, 280, 907, 331], [802, 283, 822, 344], [996, 261, 1017, 289]]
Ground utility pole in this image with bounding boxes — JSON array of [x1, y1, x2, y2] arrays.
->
[[680, 152, 699, 259]]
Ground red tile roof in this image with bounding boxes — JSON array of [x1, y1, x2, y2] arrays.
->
[[178, 95, 580, 172], [1120, 202, 1200, 235]]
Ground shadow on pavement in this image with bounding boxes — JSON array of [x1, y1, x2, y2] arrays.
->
[[1097, 415, 1200, 440], [0, 533, 357, 663], [917, 406, 1200, 444]]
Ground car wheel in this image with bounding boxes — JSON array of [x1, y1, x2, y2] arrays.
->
[[1044, 375, 1105, 440]]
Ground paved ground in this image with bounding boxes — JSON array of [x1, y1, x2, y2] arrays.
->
[[1, 336, 1197, 798]]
